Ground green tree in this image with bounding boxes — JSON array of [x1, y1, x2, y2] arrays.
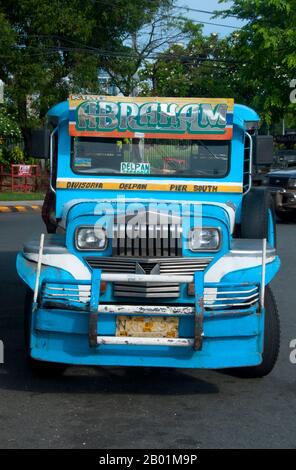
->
[[0, 106, 21, 140], [218, 0, 296, 127], [141, 22, 234, 98], [0, 0, 175, 152]]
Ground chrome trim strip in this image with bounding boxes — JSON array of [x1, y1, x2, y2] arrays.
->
[[101, 273, 193, 283], [96, 336, 194, 347], [98, 304, 195, 315]]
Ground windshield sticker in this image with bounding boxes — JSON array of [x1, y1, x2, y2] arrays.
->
[[74, 157, 92, 167], [121, 162, 151, 174]]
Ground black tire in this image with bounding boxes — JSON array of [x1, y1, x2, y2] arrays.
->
[[46, 222, 57, 234], [241, 187, 276, 247], [228, 286, 280, 378], [24, 288, 66, 376]]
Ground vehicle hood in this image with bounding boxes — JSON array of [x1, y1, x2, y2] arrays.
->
[[267, 168, 296, 178]]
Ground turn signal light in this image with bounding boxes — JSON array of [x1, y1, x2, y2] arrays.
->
[[100, 281, 107, 294], [188, 283, 195, 296]]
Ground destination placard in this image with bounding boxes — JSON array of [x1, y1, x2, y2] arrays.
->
[[69, 96, 233, 140]]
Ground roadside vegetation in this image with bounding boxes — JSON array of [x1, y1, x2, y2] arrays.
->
[[0, 192, 44, 201], [0, 0, 295, 157]]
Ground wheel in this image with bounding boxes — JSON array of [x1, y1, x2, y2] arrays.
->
[[24, 288, 66, 376], [228, 286, 280, 378], [241, 187, 276, 247]]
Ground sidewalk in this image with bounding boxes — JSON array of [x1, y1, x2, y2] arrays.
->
[[0, 200, 43, 213]]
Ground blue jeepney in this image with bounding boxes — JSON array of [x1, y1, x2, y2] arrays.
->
[[17, 95, 280, 377]]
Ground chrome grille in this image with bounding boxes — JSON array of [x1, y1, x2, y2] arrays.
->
[[40, 281, 259, 309], [85, 257, 213, 299], [85, 257, 213, 275], [204, 285, 260, 310], [113, 220, 182, 257], [113, 282, 180, 298]]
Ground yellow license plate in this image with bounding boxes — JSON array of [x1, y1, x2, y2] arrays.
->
[[116, 316, 179, 338]]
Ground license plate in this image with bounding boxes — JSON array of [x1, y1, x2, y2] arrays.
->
[[116, 316, 179, 338]]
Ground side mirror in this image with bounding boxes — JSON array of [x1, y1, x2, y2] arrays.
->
[[31, 128, 50, 159], [253, 135, 274, 165]]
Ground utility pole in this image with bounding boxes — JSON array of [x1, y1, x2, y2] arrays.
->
[[0, 80, 4, 104], [131, 33, 139, 97]]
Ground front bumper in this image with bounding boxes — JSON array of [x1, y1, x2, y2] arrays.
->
[[17, 254, 268, 369], [16, 236, 280, 369]]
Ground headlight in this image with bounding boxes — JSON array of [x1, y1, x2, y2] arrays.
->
[[288, 178, 296, 188], [189, 227, 221, 252], [75, 226, 107, 251]]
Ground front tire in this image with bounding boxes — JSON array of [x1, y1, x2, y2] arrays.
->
[[229, 286, 280, 378], [24, 288, 66, 376], [241, 187, 276, 247]]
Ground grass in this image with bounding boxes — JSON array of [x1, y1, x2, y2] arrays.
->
[[0, 192, 45, 201]]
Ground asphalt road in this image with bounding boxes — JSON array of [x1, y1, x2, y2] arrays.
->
[[0, 212, 295, 449]]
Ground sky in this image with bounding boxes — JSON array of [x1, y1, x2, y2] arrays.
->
[[176, 0, 246, 37]]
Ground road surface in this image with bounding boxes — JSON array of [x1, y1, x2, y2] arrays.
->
[[0, 212, 295, 449]]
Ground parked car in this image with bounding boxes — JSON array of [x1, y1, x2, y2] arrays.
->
[[274, 149, 296, 168], [263, 168, 296, 221]]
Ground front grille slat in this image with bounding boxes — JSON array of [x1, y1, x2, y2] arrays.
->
[[85, 257, 213, 276], [85, 255, 213, 299], [113, 212, 182, 257]]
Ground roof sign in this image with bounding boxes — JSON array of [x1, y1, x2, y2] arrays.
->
[[69, 95, 233, 140]]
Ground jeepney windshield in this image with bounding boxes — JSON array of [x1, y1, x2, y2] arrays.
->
[[71, 137, 229, 178]]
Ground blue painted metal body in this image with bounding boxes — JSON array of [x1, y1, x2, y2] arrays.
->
[[16, 100, 281, 368]]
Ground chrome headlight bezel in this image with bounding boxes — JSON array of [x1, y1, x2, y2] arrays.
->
[[75, 225, 108, 251], [189, 227, 222, 252]]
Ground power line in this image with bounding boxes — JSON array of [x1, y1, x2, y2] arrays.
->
[[0, 48, 240, 72], [173, 15, 241, 30], [6, 37, 241, 64], [91, 0, 242, 30], [174, 5, 240, 19]]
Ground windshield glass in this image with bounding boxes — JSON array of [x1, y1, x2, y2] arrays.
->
[[71, 137, 230, 178]]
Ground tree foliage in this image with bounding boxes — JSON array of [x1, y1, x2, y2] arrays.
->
[[218, 0, 296, 126], [141, 22, 234, 98], [0, 0, 296, 147], [0, 0, 175, 151]]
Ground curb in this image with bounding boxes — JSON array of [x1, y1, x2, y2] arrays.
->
[[0, 204, 41, 213]]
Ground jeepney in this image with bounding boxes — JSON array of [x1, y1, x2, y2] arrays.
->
[[17, 96, 281, 377]]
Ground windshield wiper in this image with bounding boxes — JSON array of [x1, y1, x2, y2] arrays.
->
[[196, 140, 222, 160]]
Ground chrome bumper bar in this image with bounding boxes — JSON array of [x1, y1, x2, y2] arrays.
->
[[96, 336, 194, 347], [100, 273, 193, 283]]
